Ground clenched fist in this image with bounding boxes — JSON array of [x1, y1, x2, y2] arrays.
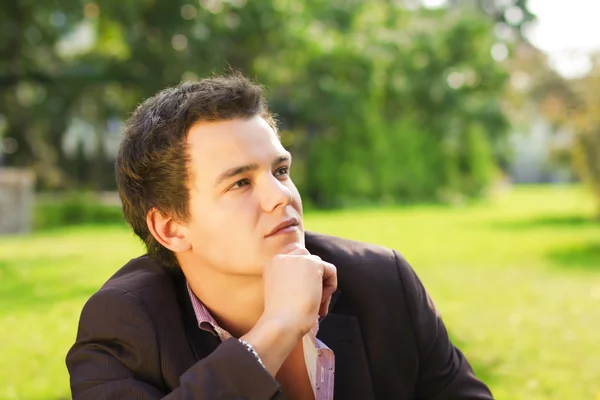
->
[[262, 247, 338, 336]]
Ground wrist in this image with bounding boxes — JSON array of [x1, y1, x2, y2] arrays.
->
[[238, 338, 266, 369], [257, 315, 304, 341], [241, 316, 302, 376]]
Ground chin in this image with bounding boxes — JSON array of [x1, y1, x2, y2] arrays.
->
[[275, 237, 305, 255]]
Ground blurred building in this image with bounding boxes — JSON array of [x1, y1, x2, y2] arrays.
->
[[508, 115, 574, 183], [0, 168, 35, 234]]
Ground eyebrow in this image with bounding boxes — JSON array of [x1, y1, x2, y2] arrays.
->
[[214, 154, 291, 186]]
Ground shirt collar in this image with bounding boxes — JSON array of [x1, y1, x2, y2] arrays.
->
[[186, 281, 231, 340]]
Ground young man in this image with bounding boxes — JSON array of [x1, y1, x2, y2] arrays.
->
[[66, 74, 493, 400]]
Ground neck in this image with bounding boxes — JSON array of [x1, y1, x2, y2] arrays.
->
[[182, 263, 265, 338]]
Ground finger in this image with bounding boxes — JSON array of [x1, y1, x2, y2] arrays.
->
[[321, 261, 337, 292], [318, 295, 332, 317], [320, 262, 337, 317], [318, 302, 327, 317]]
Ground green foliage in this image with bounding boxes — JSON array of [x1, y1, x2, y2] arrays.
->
[[34, 192, 125, 230], [0, 0, 528, 206], [264, 7, 510, 206]]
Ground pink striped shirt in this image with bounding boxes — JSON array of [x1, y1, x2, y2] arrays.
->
[[187, 283, 335, 400]]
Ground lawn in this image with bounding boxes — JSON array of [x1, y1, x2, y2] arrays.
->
[[1, 185, 599, 399]]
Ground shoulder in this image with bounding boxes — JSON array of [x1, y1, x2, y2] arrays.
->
[[306, 232, 435, 360], [101, 255, 180, 294], [305, 231, 415, 295], [80, 255, 184, 325], [67, 258, 178, 394], [305, 231, 398, 266]]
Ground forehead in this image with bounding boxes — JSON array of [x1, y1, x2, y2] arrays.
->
[[186, 116, 286, 179]]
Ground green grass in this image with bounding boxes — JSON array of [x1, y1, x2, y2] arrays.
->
[[1, 185, 599, 399]]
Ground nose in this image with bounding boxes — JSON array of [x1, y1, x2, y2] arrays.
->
[[260, 174, 293, 212]]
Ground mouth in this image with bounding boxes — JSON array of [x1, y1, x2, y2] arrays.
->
[[265, 217, 300, 237]]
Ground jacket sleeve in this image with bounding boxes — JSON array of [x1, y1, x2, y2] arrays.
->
[[66, 287, 282, 400], [393, 251, 494, 400]]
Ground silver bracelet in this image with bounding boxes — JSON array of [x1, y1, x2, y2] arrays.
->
[[238, 339, 266, 369]]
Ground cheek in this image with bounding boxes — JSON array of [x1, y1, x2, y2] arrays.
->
[[288, 183, 303, 215], [187, 202, 249, 257], [187, 196, 226, 234], [190, 195, 259, 236]]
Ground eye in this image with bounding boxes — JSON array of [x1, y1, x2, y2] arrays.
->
[[274, 166, 290, 177], [230, 178, 251, 190]]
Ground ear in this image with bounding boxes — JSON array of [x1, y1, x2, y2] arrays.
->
[[146, 207, 191, 253]]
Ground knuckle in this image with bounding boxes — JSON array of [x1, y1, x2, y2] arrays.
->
[[307, 255, 323, 264]]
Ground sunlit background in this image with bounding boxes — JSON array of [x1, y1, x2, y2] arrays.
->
[[1, 1, 599, 399]]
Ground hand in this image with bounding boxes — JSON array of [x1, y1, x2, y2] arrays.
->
[[261, 246, 338, 336], [241, 247, 337, 376]]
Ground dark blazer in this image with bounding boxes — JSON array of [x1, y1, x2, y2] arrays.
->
[[66, 231, 493, 400]]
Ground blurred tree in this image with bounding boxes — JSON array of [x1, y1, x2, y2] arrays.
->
[[1, 0, 515, 207], [537, 56, 600, 217], [512, 36, 600, 217], [0, 0, 84, 186], [469, 0, 535, 38], [262, 3, 510, 206]]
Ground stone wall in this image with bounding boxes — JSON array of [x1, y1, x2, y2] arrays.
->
[[0, 168, 35, 235]]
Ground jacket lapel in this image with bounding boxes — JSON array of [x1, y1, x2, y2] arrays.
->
[[318, 311, 375, 400]]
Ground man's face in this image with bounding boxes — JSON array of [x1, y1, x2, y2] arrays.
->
[[181, 115, 304, 276]]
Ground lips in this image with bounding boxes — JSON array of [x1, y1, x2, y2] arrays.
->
[[265, 217, 300, 237]]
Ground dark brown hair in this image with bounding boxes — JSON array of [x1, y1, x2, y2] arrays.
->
[[116, 73, 277, 268]]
